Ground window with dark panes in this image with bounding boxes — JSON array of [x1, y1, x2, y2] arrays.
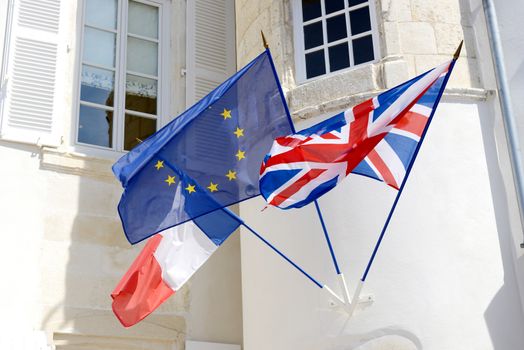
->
[[293, 0, 377, 82], [77, 0, 166, 152]]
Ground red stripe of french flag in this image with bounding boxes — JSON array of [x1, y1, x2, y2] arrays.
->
[[111, 234, 174, 327], [111, 222, 218, 327]]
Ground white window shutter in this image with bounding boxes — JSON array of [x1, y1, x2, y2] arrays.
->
[[186, 0, 236, 107], [0, 0, 64, 146]]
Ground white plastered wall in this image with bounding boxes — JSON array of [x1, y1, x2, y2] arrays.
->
[[240, 101, 524, 349]]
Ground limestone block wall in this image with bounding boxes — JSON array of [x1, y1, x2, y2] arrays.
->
[[236, 0, 485, 120]]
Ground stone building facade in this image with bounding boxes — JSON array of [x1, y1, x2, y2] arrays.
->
[[0, 0, 523, 349], [238, 0, 524, 349]]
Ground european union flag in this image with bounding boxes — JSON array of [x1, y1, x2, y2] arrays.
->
[[113, 51, 294, 244]]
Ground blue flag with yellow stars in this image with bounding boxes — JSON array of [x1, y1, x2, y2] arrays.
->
[[113, 51, 294, 244]]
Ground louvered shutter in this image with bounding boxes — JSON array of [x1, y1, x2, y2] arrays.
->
[[184, 0, 236, 174], [0, 0, 64, 146], [186, 0, 236, 106]]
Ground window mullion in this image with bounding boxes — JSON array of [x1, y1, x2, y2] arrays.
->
[[320, 0, 330, 74], [74, 0, 88, 148], [115, 0, 128, 152], [157, 2, 163, 128], [345, 0, 354, 67], [80, 100, 115, 111], [369, 0, 380, 63], [292, 0, 308, 83]]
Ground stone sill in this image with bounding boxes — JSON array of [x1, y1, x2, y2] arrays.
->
[[290, 87, 492, 121], [41, 147, 116, 181]]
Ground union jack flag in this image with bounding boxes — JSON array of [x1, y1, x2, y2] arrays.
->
[[259, 61, 452, 209]]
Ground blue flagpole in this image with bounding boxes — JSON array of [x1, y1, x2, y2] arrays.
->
[[360, 45, 462, 284], [264, 41, 350, 303], [157, 153, 343, 297], [346, 45, 463, 317], [222, 207, 346, 305], [235, 214, 323, 288], [314, 200, 340, 275]]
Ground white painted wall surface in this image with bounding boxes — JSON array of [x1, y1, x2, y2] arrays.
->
[[0, 143, 47, 349], [240, 102, 524, 349], [491, 0, 524, 312], [468, 0, 524, 318]]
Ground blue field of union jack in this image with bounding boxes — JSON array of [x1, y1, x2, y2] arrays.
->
[[259, 60, 451, 210]]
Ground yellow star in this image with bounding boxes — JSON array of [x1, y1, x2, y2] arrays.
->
[[185, 184, 196, 194], [220, 108, 232, 120], [233, 127, 244, 138], [226, 170, 237, 181], [155, 160, 164, 170], [164, 175, 176, 186], [235, 150, 246, 161], [207, 182, 219, 192]]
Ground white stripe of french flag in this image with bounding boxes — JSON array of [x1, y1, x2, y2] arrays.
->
[[111, 222, 218, 327]]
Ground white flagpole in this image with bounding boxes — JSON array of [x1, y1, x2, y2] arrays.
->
[[324, 284, 345, 306], [338, 273, 351, 304], [347, 279, 364, 317]]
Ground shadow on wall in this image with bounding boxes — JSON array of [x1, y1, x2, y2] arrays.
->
[[477, 95, 524, 349], [38, 168, 186, 349], [457, 0, 483, 89], [317, 326, 422, 350]]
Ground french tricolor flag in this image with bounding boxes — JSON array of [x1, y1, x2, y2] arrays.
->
[[111, 222, 221, 327]]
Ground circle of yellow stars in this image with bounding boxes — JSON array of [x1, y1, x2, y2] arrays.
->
[[153, 107, 246, 195]]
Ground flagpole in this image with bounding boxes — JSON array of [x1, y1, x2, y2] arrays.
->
[[352, 42, 463, 308], [155, 154, 345, 303], [262, 31, 351, 305], [224, 207, 346, 306], [314, 200, 352, 304]]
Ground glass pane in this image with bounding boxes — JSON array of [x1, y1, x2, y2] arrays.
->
[[83, 27, 116, 68], [327, 14, 347, 43], [302, 0, 321, 21], [124, 114, 157, 150], [125, 74, 157, 114], [348, 0, 368, 7], [350, 6, 371, 35], [80, 65, 114, 106], [325, 0, 345, 14], [353, 35, 374, 64], [85, 0, 117, 29], [305, 50, 326, 79], [329, 43, 350, 72], [128, 0, 159, 39], [304, 22, 323, 50], [78, 104, 113, 147], [127, 36, 158, 76]]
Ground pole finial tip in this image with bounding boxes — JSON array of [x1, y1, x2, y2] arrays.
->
[[453, 40, 464, 60], [261, 30, 269, 49]]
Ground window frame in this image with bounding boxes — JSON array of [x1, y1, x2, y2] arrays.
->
[[292, 0, 380, 84], [73, 0, 171, 157]]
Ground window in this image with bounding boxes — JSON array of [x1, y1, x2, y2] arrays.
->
[[293, 0, 378, 82], [77, 0, 167, 152]]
